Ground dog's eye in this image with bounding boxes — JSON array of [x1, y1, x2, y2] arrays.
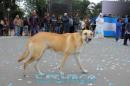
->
[[84, 33, 87, 35], [90, 33, 93, 36]]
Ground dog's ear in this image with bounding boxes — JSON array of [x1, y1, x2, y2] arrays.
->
[[82, 28, 85, 30], [79, 29, 83, 35], [91, 32, 94, 36]]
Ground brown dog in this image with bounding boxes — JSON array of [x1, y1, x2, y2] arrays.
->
[[18, 30, 93, 76]]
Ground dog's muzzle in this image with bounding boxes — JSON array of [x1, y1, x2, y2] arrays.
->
[[85, 38, 92, 43]]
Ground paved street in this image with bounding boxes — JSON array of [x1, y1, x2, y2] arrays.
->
[[0, 37, 130, 86]]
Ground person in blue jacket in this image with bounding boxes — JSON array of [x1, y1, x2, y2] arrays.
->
[[115, 18, 122, 42]]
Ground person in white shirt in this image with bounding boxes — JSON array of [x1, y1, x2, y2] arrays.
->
[[95, 13, 104, 38]]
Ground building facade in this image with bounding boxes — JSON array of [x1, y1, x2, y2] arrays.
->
[[49, 0, 72, 15], [102, 0, 130, 16]]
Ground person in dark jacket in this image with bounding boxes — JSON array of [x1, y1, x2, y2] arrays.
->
[[73, 13, 80, 32], [123, 17, 130, 46], [62, 13, 69, 33], [50, 14, 57, 32], [43, 13, 51, 32], [0, 20, 4, 36], [29, 10, 40, 36], [55, 15, 62, 34]]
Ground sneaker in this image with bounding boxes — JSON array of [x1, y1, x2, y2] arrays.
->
[[123, 44, 128, 46]]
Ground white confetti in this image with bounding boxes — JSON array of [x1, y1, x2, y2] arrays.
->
[[96, 65, 104, 71], [110, 57, 114, 59], [18, 79, 23, 81], [104, 77, 107, 80], [101, 59, 106, 62], [43, 60, 47, 63], [73, 64, 76, 66], [110, 65, 116, 70], [127, 61, 130, 63], [115, 58, 119, 61], [88, 83, 93, 86], [55, 62, 58, 65], [27, 81, 32, 84], [50, 64, 53, 67]]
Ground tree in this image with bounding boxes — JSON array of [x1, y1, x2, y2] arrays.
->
[[35, 0, 47, 17], [71, 0, 101, 17], [23, 0, 47, 17], [0, 0, 24, 19], [20, 0, 101, 18], [72, 0, 91, 17], [92, 2, 102, 17]]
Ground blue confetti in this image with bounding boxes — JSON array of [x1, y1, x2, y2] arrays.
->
[[109, 81, 114, 86], [7, 82, 13, 86]]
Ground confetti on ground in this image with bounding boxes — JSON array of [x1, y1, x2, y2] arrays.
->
[[0, 37, 130, 86], [27, 81, 32, 84], [18, 79, 23, 81]]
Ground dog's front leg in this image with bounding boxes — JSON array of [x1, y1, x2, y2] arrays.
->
[[34, 59, 44, 75], [59, 54, 69, 72], [75, 53, 88, 73]]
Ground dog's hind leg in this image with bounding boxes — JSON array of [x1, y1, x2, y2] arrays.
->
[[23, 56, 35, 77], [23, 43, 45, 76], [59, 53, 69, 72], [33, 47, 45, 75], [75, 53, 88, 73]]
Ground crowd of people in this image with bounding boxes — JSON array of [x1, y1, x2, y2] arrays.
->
[[0, 10, 130, 45], [0, 10, 91, 36]]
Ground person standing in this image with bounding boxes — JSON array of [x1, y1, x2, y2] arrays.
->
[[90, 17, 96, 33], [115, 18, 122, 42], [23, 17, 29, 36], [50, 14, 57, 32], [29, 10, 40, 36], [55, 15, 62, 34], [43, 13, 51, 32], [62, 13, 69, 33], [13, 15, 23, 36], [73, 13, 80, 32], [121, 15, 128, 39], [0, 20, 4, 36], [95, 13, 104, 38], [69, 15, 74, 33], [3, 17, 10, 36], [121, 18, 125, 39], [84, 16, 90, 30], [123, 17, 130, 46]]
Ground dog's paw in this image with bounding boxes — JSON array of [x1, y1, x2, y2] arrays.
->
[[59, 71, 65, 75], [82, 69, 89, 74], [38, 72, 45, 76]]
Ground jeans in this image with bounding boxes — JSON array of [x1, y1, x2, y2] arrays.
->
[[55, 26, 61, 33], [115, 29, 121, 41], [44, 23, 50, 32], [74, 24, 79, 32], [23, 26, 28, 36], [63, 23, 70, 33], [15, 26, 21, 36], [31, 25, 39, 36]]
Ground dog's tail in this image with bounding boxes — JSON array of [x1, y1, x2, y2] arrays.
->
[[18, 49, 29, 62], [18, 41, 31, 63]]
